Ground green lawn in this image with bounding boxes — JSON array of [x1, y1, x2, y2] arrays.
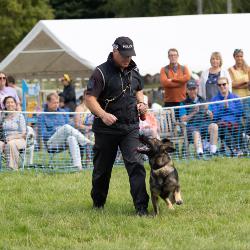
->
[[0, 157, 250, 249]]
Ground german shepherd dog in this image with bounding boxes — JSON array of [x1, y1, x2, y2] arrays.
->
[[135, 135, 183, 216]]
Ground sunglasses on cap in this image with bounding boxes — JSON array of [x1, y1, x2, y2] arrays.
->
[[0, 77, 6, 80], [217, 83, 227, 87], [234, 49, 243, 53]]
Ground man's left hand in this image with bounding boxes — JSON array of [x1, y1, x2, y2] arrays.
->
[[204, 104, 209, 112], [137, 103, 147, 114]]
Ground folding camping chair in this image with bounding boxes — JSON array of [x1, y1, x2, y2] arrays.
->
[[20, 125, 35, 168], [152, 109, 189, 157], [0, 125, 35, 169], [41, 138, 69, 169]]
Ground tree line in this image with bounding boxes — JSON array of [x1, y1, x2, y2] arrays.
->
[[1, 0, 249, 62]]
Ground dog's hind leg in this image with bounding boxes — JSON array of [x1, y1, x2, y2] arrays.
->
[[151, 193, 159, 216], [174, 186, 183, 205]]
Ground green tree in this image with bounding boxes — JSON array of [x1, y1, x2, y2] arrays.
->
[[233, 0, 250, 13], [104, 0, 250, 17], [50, 0, 114, 19], [177, 0, 250, 15], [103, 0, 178, 17], [0, 0, 54, 62]]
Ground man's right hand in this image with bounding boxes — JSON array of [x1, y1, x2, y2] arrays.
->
[[102, 113, 118, 126], [194, 106, 199, 112]]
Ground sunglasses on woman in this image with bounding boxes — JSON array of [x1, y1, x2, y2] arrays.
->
[[0, 77, 6, 80], [234, 49, 243, 53], [217, 83, 227, 87]]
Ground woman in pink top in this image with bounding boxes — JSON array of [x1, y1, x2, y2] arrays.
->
[[0, 72, 21, 111]]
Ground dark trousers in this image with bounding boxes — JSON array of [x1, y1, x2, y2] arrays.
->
[[218, 125, 243, 152], [91, 129, 149, 210], [165, 102, 181, 121]]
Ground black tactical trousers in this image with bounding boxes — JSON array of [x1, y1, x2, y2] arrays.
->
[[91, 129, 149, 210]]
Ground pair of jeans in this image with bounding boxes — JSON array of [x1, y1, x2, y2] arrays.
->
[[47, 124, 91, 167], [91, 129, 149, 210]]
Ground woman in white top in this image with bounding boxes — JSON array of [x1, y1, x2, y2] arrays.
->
[[198, 52, 232, 101], [0, 96, 26, 170]]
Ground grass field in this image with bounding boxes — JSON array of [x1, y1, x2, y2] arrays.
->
[[1, 157, 250, 249]]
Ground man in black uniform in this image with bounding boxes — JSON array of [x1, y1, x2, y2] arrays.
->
[[85, 37, 150, 217]]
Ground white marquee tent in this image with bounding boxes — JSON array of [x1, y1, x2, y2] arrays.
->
[[1, 13, 250, 81]]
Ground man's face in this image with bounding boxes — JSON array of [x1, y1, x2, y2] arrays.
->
[[168, 51, 179, 65], [217, 80, 229, 95], [8, 82, 14, 87], [187, 87, 198, 99], [47, 95, 59, 111], [113, 49, 132, 70], [59, 102, 64, 108]]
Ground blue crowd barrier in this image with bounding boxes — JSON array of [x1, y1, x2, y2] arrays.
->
[[0, 96, 250, 172]]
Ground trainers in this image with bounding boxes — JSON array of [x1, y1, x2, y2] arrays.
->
[[209, 152, 218, 158], [197, 153, 205, 160], [93, 204, 104, 210], [136, 208, 152, 217]]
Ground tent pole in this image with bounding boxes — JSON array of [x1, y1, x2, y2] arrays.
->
[[197, 0, 202, 14], [227, 0, 232, 13]]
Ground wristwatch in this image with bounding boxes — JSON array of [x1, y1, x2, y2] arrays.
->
[[140, 102, 147, 107]]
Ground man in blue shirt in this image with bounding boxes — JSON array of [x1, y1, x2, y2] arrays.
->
[[38, 93, 94, 169], [180, 80, 218, 158]]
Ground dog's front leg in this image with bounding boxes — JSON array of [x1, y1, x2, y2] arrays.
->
[[151, 193, 159, 216], [174, 186, 183, 205], [165, 198, 174, 210]]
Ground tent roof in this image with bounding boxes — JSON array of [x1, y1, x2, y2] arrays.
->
[[1, 14, 250, 76]]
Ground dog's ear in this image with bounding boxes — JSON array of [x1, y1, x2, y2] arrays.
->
[[162, 138, 174, 148], [162, 138, 171, 143], [162, 145, 176, 153], [139, 134, 147, 141]]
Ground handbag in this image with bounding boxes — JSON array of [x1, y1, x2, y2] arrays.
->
[[217, 121, 239, 130]]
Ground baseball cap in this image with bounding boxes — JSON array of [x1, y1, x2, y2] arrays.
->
[[112, 37, 136, 57], [186, 80, 198, 89]]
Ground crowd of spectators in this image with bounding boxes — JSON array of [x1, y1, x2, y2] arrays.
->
[[0, 72, 95, 170], [158, 48, 249, 158], [0, 47, 250, 170]]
